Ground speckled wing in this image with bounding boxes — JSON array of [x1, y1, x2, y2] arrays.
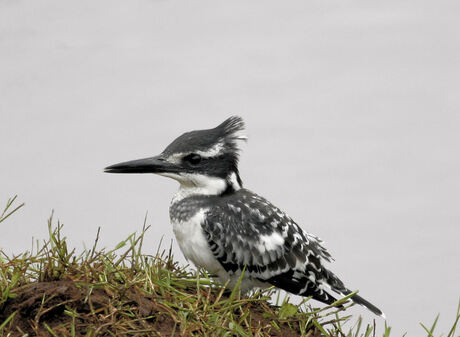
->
[[201, 189, 340, 304]]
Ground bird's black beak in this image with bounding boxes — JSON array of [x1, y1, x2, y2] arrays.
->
[[104, 155, 177, 174]]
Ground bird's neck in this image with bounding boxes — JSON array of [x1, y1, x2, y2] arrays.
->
[[171, 171, 242, 205]]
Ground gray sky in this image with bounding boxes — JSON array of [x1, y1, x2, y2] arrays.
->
[[1, 0, 459, 335]]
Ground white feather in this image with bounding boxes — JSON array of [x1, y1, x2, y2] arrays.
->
[[256, 232, 285, 252], [172, 209, 223, 274]]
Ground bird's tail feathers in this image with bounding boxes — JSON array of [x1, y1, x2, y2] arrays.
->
[[341, 288, 386, 319], [322, 270, 385, 318]]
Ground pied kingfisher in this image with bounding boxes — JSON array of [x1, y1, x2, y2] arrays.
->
[[105, 116, 384, 317]]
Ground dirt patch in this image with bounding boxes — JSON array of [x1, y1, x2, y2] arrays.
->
[[0, 280, 320, 336], [1, 280, 175, 336]]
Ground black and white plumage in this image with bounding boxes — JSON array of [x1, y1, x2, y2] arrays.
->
[[105, 116, 384, 318]]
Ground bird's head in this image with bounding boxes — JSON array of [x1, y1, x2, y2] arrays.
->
[[105, 116, 246, 195]]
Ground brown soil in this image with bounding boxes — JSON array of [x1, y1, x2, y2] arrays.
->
[[0, 280, 321, 337], [1, 279, 174, 336]]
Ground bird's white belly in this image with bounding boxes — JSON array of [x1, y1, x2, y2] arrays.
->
[[171, 208, 273, 293], [172, 209, 224, 276]]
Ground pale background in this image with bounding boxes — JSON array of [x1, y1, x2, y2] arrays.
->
[[1, 0, 459, 336]]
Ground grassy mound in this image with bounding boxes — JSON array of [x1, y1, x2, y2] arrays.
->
[[0, 221, 346, 337], [0, 196, 458, 337]]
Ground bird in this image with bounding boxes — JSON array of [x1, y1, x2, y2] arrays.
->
[[104, 116, 384, 317]]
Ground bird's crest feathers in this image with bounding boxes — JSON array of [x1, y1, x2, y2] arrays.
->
[[162, 116, 246, 159], [217, 116, 248, 143]]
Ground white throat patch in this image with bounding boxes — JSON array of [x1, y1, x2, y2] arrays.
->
[[169, 173, 227, 203], [158, 171, 241, 204]]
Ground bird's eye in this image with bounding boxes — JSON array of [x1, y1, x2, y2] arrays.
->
[[184, 153, 202, 165]]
